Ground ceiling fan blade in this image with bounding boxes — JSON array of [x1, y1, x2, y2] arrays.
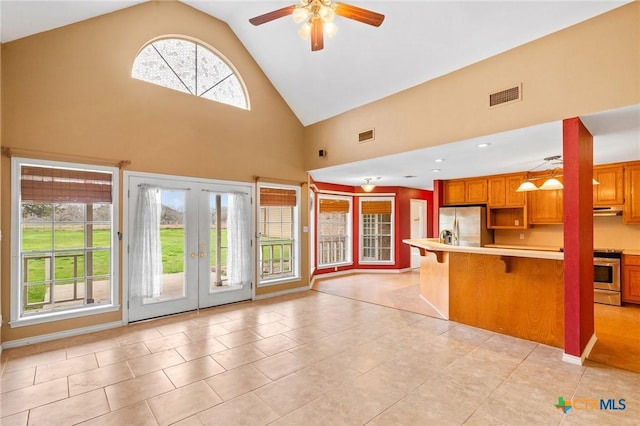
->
[[249, 5, 296, 26], [333, 3, 385, 27], [311, 17, 324, 51]]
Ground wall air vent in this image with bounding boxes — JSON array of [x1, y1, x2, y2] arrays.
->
[[489, 84, 522, 108], [358, 129, 375, 143]]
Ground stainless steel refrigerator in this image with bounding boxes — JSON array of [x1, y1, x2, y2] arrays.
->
[[439, 206, 494, 247]]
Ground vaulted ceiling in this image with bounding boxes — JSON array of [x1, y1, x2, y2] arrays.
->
[[1, 1, 638, 188]]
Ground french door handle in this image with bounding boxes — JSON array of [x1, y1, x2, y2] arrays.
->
[[199, 252, 206, 258], [191, 253, 197, 258]]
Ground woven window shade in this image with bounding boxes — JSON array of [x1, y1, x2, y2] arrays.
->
[[319, 198, 350, 213], [21, 165, 113, 203], [361, 200, 392, 215], [260, 187, 297, 207]]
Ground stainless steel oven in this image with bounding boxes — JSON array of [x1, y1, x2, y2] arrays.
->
[[593, 249, 622, 306]]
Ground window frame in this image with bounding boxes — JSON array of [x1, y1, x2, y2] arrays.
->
[[257, 183, 301, 287], [317, 194, 353, 268], [131, 36, 250, 110], [358, 197, 395, 265], [10, 157, 120, 328]]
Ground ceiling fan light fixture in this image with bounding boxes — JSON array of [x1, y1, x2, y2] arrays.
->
[[325, 22, 338, 37], [298, 22, 312, 40], [292, 7, 310, 23], [319, 5, 335, 22]]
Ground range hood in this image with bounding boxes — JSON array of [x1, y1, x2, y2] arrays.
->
[[593, 206, 623, 216]]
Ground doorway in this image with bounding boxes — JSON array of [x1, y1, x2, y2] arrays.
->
[[410, 199, 427, 268], [126, 173, 253, 322]]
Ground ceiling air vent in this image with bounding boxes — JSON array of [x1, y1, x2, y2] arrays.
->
[[489, 84, 522, 108], [358, 129, 375, 143]]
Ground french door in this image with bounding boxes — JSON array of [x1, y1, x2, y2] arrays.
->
[[126, 174, 253, 322]]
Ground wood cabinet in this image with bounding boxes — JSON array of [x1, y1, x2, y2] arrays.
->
[[443, 178, 487, 205], [593, 165, 624, 206], [623, 254, 640, 304], [487, 174, 527, 229], [528, 177, 563, 224], [623, 164, 640, 224], [488, 174, 526, 207]]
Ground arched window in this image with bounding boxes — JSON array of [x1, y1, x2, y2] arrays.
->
[[132, 38, 249, 110]]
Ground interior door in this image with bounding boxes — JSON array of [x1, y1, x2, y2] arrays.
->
[[127, 174, 253, 322], [410, 199, 427, 268]]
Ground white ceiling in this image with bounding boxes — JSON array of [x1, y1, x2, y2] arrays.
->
[[1, 0, 638, 189]]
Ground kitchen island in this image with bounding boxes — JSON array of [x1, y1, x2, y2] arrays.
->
[[403, 238, 564, 347]]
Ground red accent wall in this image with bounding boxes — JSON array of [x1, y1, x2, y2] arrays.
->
[[310, 180, 432, 275], [562, 117, 594, 357], [432, 180, 444, 238]]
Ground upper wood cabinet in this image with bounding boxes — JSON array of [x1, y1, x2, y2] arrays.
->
[[488, 174, 526, 207], [593, 165, 624, 206], [528, 176, 563, 224], [443, 178, 487, 205], [623, 163, 640, 224]]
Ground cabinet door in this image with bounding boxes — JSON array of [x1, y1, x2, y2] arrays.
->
[[623, 257, 640, 304], [466, 178, 488, 203], [528, 186, 563, 224], [443, 180, 465, 205], [505, 175, 526, 207], [488, 177, 506, 207], [593, 165, 624, 206], [623, 164, 640, 224]]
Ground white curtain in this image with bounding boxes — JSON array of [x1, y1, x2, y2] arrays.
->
[[130, 184, 163, 298], [226, 193, 251, 286]]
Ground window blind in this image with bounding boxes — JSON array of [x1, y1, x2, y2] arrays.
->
[[319, 198, 350, 213], [361, 200, 392, 215], [21, 165, 113, 203], [260, 187, 297, 207]]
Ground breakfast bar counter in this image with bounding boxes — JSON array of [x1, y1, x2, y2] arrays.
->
[[403, 238, 564, 347]]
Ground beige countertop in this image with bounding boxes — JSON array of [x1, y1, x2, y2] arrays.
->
[[624, 249, 640, 256], [403, 238, 564, 260]]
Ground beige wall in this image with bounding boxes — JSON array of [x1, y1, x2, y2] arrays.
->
[[1, 1, 307, 342], [303, 2, 640, 172]]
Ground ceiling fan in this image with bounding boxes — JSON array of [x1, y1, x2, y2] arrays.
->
[[249, 0, 385, 52]]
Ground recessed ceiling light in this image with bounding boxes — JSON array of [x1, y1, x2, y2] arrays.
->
[[432, 169, 441, 173], [434, 158, 445, 163], [476, 143, 491, 148]]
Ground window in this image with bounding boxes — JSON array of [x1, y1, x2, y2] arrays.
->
[[132, 37, 249, 110], [11, 159, 119, 326], [318, 195, 352, 267], [258, 184, 300, 285], [359, 198, 394, 263]]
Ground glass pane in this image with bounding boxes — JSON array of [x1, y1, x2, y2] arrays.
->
[[24, 282, 50, 312], [88, 224, 111, 249], [22, 224, 52, 252], [86, 250, 111, 304], [54, 203, 84, 222], [91, 203, 111, 222], [22, 203, 53, 223], [143, 189, 187, 304], [209, 194, 229, 291], [54, 224, 84, 250]]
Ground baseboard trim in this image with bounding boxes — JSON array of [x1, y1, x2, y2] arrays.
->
[[254, 285, 310, 300], [1, 321, 125, 350], [562, 333, 597, 365]]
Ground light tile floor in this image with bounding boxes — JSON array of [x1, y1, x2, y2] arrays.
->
[[1, 290, 639, 425]]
